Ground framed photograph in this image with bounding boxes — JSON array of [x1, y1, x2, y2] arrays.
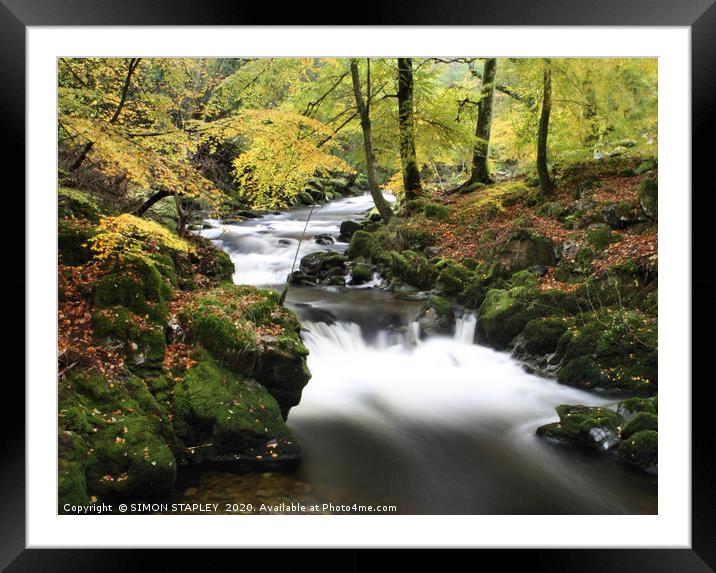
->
[[5, 0, 712, 568]]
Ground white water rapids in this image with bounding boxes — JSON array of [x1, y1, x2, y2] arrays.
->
[[200, 192, 657, 514]]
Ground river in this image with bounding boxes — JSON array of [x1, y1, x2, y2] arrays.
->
[[188, 191, 657, 515]]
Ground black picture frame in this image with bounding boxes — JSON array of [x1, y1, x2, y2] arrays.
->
[[4, 0, 711, 569]]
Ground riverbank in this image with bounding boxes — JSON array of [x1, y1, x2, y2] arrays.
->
[[293, 155, 658, 476]]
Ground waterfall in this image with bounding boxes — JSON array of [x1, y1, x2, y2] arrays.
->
[[454, 313, 477, 344]]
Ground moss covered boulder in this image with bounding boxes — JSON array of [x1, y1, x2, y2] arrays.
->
[[347, 230, 381, 261], [377, 250, 436, 291], [477, 287, 532, 349], [617, 396, 658, 421], [58, 219, 96, 266], [513, 316, 573, 359], [93, 256, 172, 323], [179, 284, 311, 418], [435, 260, 473, 297], [618, 430, 658, 474], [58, 372, 179, 507], [620, 412, 658, 440], [493, 230, 557, 278], [349, 263, 374, 286], [292, 251, 348, 286], [173, 351, 300, 467], [554, 310, 657, 395], [536, 404, 622, 451]]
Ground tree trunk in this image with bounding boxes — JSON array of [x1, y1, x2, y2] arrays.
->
[[135, 189, 173, 216], [350, 59, 392, 223], [468, 58, 498, 185], [537, 59, 555, 198], [397, 58, 422, 200], [175, 196, 187, 237]]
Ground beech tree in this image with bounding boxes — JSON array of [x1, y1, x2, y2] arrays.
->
[[350, 58, 393, 222]]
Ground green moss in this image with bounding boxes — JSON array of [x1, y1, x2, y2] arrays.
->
[[556, 310, 657, 394], [621, 412, 658, 439], [174, 351, 292, 453], [378, 250, 436, 291], [61, 372, 178, 499], [396, 225, 435, 251], [179, 284, 310, 416], [507, 269, 539, 289], [406, 198, 426, 212], [92, 306, 139, 341], [435, 260, 473, 297], [586, 224, 615, 249], [58, 187, 102, 223], [350, 263, 373, 285], [423, 203, 450, 220], [518, 316, 573, 357], [536, 404, 622, 450], [58, 219, 96, 266], [347, 230, 380, 260], [477, 288, 530, 349], [618, 396, 658, 418], [93, 257, 171, 322], [618, 430, 658, 472], [58, 430, 89, 509]]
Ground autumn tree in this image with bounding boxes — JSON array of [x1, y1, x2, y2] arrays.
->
[[350, 58, 393, 222], [468, 58, 498, 186]]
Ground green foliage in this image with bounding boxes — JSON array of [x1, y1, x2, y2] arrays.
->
[[423, 203, 450, 220]]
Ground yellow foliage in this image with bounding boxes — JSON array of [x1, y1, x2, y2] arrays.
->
[[88, 214, 192, 266], [195, 109, 354, 209]]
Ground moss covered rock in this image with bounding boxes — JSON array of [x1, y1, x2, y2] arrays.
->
[[377, 250, 436, 291], [621, 412, 658, 439], [58, 430, 90, 509], [93, 256, 171, 323], [514, 316, 573, 358], [58, 187, 103, 223], [435, 260, 473, 297], [179, 284, 311, 417], [173, 351, 299, 465], [349, 263, 373, 285], [618, 430, 657, 474], [58, 219, 96, 266], [617, 396, 658, 421], [554, 310, 657, 395], [477, 288, 531, 349], [493, 230, 557, 278], [59, 372, 178, 503], [536, 404, 622, 451], [347, 230, 380, 261], [416, 296, 456, 338]]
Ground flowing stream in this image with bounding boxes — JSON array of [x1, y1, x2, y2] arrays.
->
[[195, 192, 657, 514]]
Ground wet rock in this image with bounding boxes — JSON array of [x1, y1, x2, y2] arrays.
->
[[349, 263, 374, 286], [617, 396, 658, 422], [618, 430, 657, 474], [314, 234, 336, 245], [536, 405, 622, 451], [338, 220, 364, 242], [416, 296, 456, 338]]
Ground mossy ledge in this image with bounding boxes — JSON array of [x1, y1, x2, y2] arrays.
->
[[58, 195, 311, 511]]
